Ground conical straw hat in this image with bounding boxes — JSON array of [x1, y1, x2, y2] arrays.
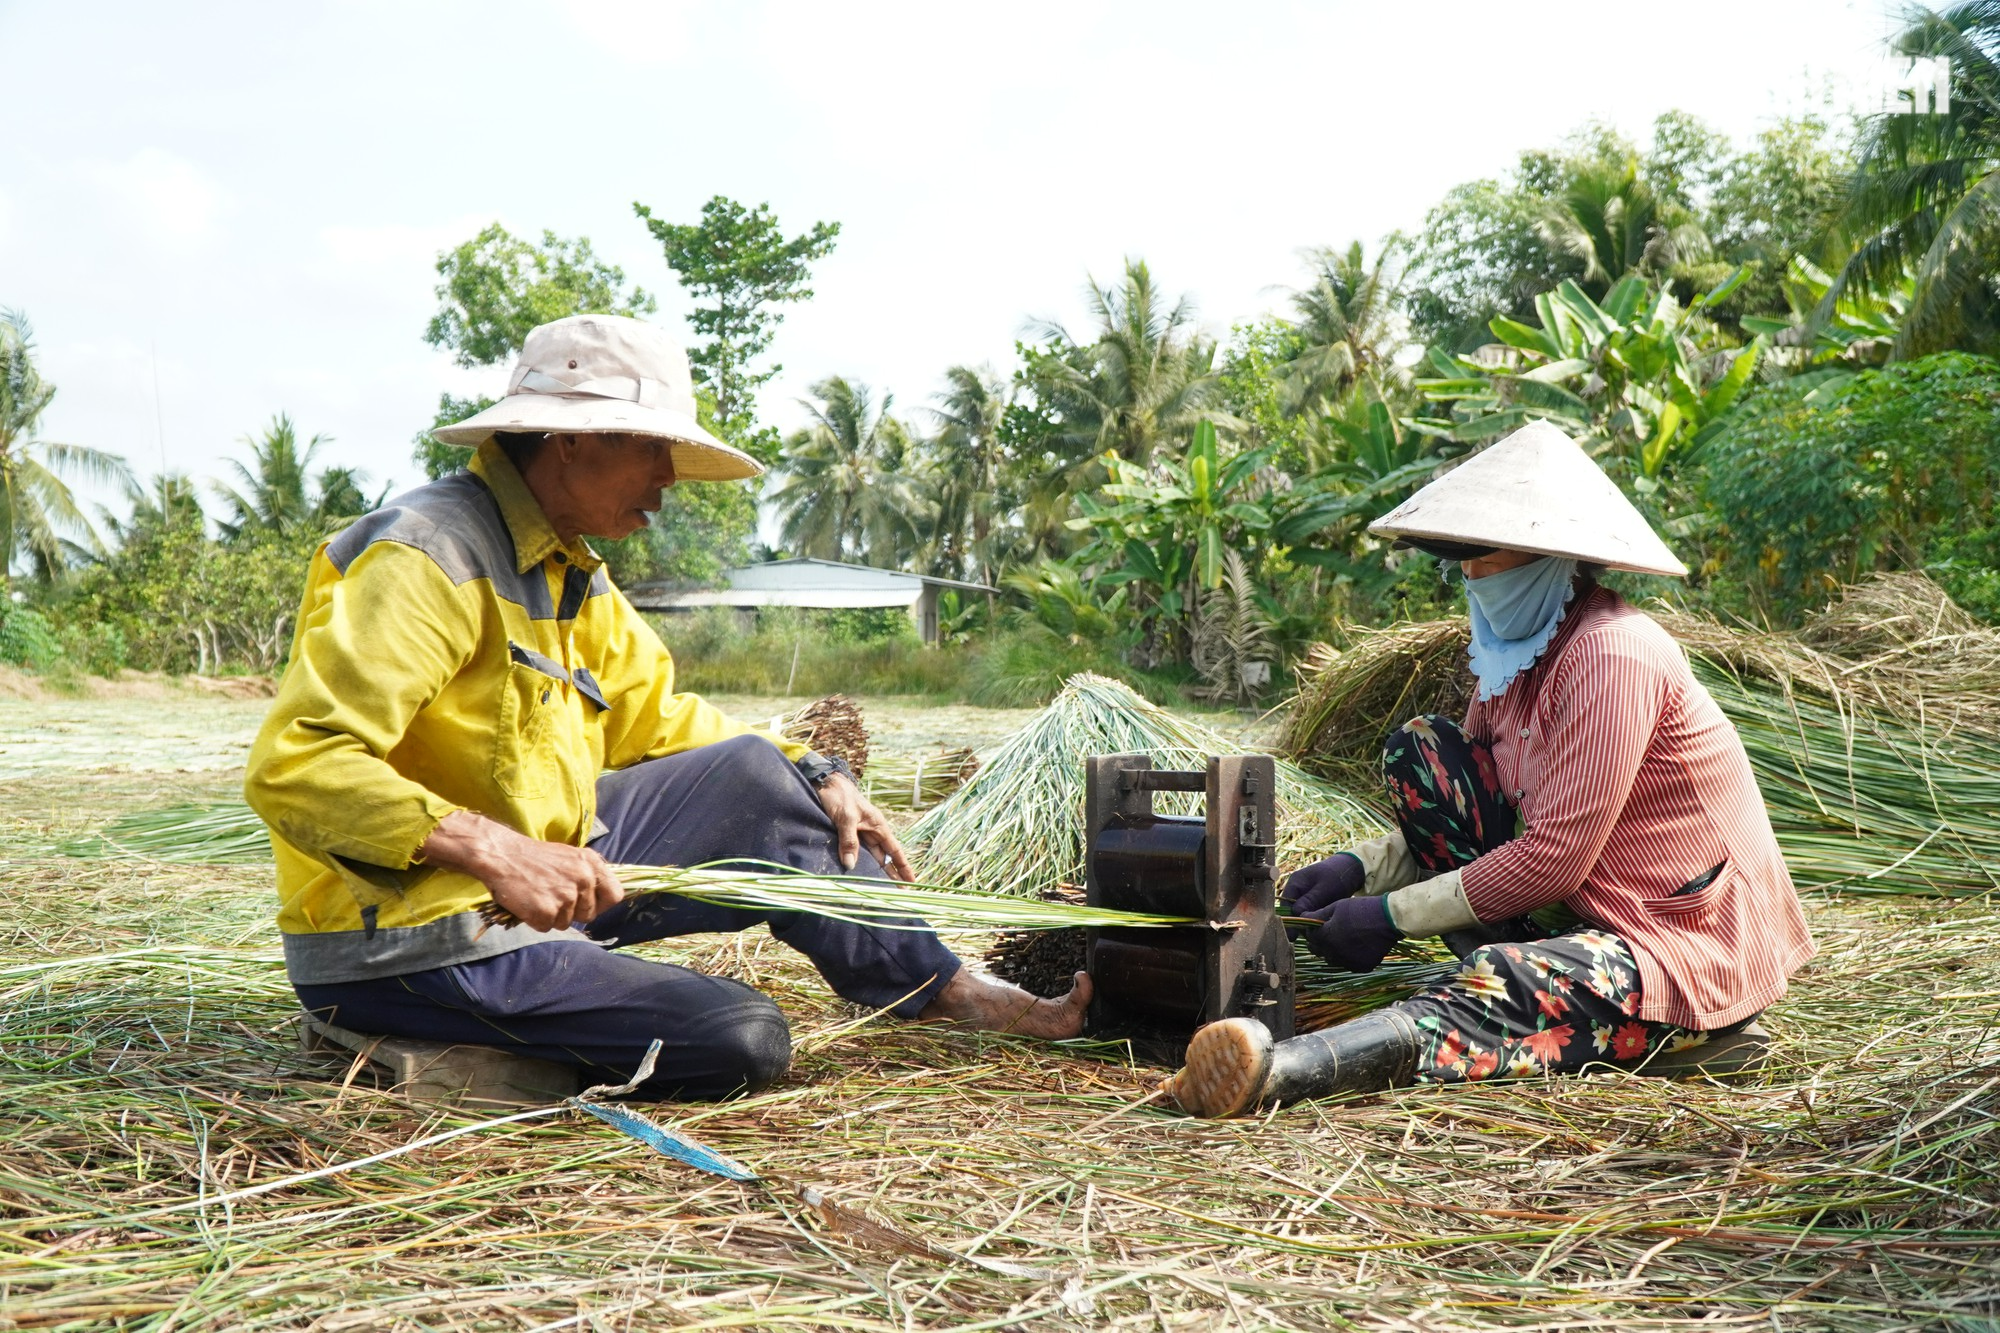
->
[[1368, 421, 1687, 577], [433, 315, 761, 482]]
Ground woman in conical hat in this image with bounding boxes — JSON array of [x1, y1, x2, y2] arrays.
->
[[1171, 422, 1816, 1117]]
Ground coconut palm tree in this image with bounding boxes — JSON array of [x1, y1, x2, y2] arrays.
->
[[1275, 239, 1412, 416], [1819, 2, 2000, 357], [214, 414, 378, 540], [921, 364, 1012, 583], [771, 377, 925, 566], [0, 308, 130, 590], [1028, 259, 1232, 471], [101, 472, 206, 546], [1539, 159, 1670, 288]]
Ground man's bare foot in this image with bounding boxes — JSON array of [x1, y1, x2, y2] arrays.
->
[[919, 968, 1091, 1038]]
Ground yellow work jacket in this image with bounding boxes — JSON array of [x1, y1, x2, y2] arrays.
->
[[245, 441, 803, 984]]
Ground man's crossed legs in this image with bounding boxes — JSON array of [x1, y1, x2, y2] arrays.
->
[[298, 735, 1085, 1099]]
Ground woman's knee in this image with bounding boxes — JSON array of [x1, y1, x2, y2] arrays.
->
[[1381, 713, 1461, 766]]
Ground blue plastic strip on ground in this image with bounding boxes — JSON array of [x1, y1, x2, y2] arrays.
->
[[571, 1099, 761, 1182]]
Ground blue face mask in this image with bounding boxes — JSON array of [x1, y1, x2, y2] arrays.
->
[[1463, 555, 1579, 701]]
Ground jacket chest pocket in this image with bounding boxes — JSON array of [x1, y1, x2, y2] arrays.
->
[[495, 646, 567, 799], [1643, 862, 1734, 921]]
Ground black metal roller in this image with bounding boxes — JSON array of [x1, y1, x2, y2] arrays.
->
[[1091, 814, 1206, 916]]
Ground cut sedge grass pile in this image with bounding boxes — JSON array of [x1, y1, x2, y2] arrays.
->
[[1689, 660, 2000, 896], [1285, 575, 2000, 899], [907, 672, 1387, 900], [4, 841, 1997, 1329], [7, 688, 2000, 1327], [59, 798, 272, 863]]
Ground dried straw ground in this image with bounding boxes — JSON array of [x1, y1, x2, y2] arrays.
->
[[3, 691, 1997, 1330]]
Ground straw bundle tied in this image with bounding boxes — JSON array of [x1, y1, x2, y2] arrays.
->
[[771, 693, 871, 778], [1282, 574, 2000, 898], [861, 747, 979, 812], [908, 673, 1388, 901]]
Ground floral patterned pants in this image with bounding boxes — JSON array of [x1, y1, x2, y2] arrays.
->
[[1381, 715, 1717, 1084]]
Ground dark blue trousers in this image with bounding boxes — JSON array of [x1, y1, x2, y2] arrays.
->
[[295, 735, 963, 1100]]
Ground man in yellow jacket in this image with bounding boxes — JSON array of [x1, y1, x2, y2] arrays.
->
[[247, 314, 1087, 1099]]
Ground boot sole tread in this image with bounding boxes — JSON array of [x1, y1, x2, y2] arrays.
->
[[1171, 1020, 1271, 1118]]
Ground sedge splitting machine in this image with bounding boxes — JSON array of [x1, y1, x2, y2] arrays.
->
[[1082, 753, 1296, 1061]]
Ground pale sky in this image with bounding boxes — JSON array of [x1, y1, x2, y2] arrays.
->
[[3, 0, 1904, 519]]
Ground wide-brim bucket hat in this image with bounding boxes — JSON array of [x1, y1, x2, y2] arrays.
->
[[1368, 420, 1687, 577], [432, 314, 762, 482]]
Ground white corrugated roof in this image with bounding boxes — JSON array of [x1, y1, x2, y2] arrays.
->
[[625, 558, 992, 612], [632, 587, 921, 611], [727, 558, 992, 594]]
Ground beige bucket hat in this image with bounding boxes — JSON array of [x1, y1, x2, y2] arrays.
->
[[1369, 421, 1687, 577], [432, 315, 762, 482]]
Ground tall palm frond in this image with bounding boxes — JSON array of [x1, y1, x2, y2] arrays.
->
[[1820, 2, 2000, 356], [101, 473, 205, 546], [771, 377, 925, 568], [1277, 238, 1412, 416], [0, 308, 131, 587], [213, 414, 372, 540], [1188, 548, 1274, 703], [214, 413, 321, 538], [1535, 157, 1710, 293], [1028, 259, 1235, 471], [921, 365, 1010, 582]]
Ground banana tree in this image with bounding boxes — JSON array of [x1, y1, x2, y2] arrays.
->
[[1069, 421, 1267, 626], [1740, 255, 1906, 376], [1416, 271, 1762, 480], [1071, 418, 1425, 655]]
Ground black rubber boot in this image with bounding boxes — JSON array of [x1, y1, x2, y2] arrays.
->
[[1170, 1009, 1423, 1118]]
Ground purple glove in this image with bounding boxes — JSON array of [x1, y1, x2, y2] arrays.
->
[[1282, 852, 1365, 918], [1305, 894, 1404, 973]]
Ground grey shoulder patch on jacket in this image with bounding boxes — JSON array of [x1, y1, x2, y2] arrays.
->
[[325, 473, 555, 618]]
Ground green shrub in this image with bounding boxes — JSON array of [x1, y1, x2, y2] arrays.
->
[[1927, 523, 2000, 622], [1699, 353, 2000, 621], [657, 611, 963, 697], [70, 525, 319, 673], [962, 625, 1172, 707], [0, 606, 62, 672], [661, 606, 756, 662], [651, 612, 1182, 707], [62, 622, 130, 677], [811, 606, 919, 644]]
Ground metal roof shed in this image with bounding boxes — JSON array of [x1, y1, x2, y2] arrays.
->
[[624, 559, 993, 644]]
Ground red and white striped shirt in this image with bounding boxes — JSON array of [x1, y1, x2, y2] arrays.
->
[[1460, 586, 1816, 1029]]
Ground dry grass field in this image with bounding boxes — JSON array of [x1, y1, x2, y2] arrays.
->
[[2, 684, 1996, 1330]]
